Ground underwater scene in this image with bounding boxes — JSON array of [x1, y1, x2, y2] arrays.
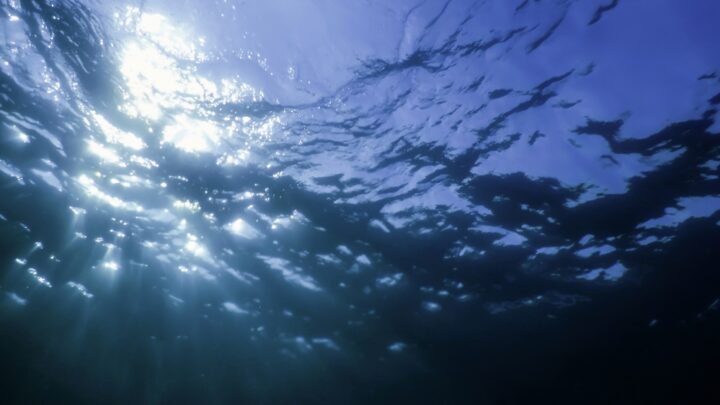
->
[[1, 0, 720, 403]]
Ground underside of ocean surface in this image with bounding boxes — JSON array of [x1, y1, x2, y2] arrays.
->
[[1, 0, 720, 403]]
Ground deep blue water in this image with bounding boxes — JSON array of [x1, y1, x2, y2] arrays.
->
[[1, 0, 720, 403]]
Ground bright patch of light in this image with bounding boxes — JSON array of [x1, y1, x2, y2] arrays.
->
[[257, 254, 321, 292], [111, 174, 152, 189], [0, 159, 25, 184], [67, 281, 94, 298], [28, 268, 53, 287], [87, 139, 124, 166], [388, 342, 407, 353], [134, 12, 202, 60], [173, 199, 201, 213], [578, 262, 628, 282], [270, 210, 308, 230], [184, 234, 208, 258], [223, 302, 249, 315], [115, 9, 219, 120], [422, 301, 442, 313], [7, 292, 27, 306], [31, 169, 63, 192], [102, 261, 120, 271], [224, 218, 262, 239], [217, 149, 251, 167], [77, 175, 144, 211], [93, 113, 145, 150], [69, 206, 86, 216], [162, 115, 223, 153], [129, 155, 158, 169]]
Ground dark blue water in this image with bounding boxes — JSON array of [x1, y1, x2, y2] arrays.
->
[[1, 0, 720, 403]]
